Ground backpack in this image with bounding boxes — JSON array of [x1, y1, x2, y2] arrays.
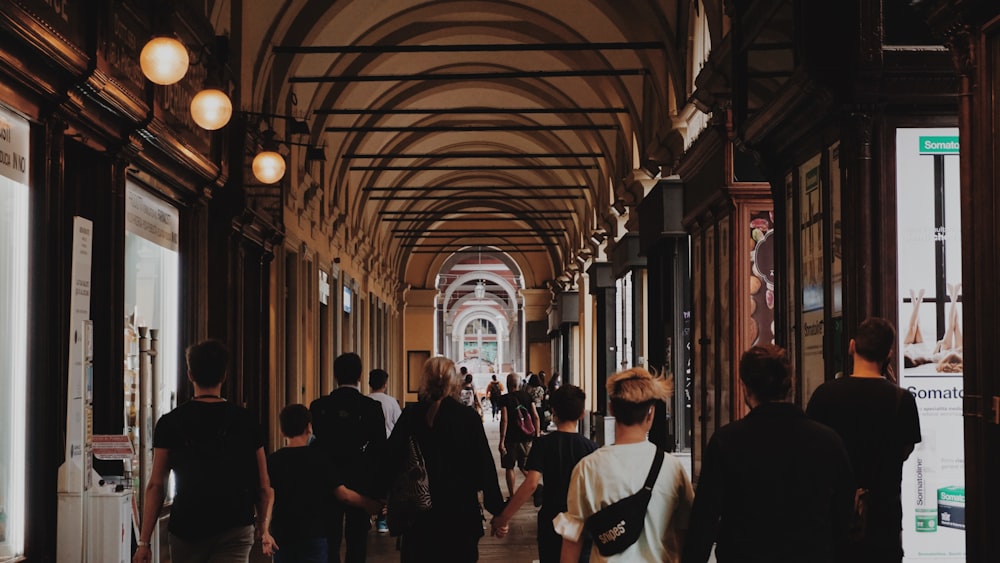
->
[[459, 387, 476, 407], [515, 402, 536, 436]]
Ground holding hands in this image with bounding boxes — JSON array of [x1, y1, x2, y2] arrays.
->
[[490, 516, 510, 538]]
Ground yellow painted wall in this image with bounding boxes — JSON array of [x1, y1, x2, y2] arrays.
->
[[402, 288, 437, 404]]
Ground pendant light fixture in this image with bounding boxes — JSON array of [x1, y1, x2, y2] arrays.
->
[[139, 36, 189, 85], [190, 88, 233, 130]]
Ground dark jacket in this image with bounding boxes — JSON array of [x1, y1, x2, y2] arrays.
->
[[682, 402, 855, 563], [309, 386, 386, 493], [384, 397, 505, 542]]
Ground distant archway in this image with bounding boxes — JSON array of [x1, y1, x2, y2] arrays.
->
[[435, 249, 525, 377]]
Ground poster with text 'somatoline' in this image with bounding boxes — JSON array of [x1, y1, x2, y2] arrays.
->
[[896, 128, 964, 562]]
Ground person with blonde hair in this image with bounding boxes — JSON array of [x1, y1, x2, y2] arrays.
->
[[555, 368, 694, 562], [381, 357, 507, 562]]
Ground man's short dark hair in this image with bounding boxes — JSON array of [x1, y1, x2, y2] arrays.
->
[[460, 366, 468, 375], [334, 353, 363, 385], [369, 368, 388, 390], [739, 345, 792, 402], [279, 404, 311, 438], [185, 339, 228, 387], [550, 385, 586, 422], [465, 373, 473, 385], [854, 317, 896, 364]]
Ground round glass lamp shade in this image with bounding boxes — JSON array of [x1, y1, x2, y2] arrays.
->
[[252, 151, 286, 184], [189, 89, 233, 130], [139, 37, 189, 85]]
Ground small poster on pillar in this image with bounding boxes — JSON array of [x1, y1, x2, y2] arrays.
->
[[896, 127, 965, 562], [749, 210, 775, 346]]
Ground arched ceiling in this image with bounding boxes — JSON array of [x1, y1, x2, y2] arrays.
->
[[249, 0, 687, 291]]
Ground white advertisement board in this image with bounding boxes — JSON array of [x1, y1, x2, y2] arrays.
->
[[896, 128, 964, 562]]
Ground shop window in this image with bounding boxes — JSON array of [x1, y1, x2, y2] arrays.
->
[[124, 183, 180, 498], [0, 160, 29, 560]]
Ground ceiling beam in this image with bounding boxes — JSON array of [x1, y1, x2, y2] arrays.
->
[[344, 152, 603, 159], [380, 209, 569, 214], [393, 234, 562, 239], [370, 194, 583, 201], [381, 216, 573, 222], [326, 124, 617, 132], [316, 107, 628, 115], [351, 164, 597, 171], [274, 42, 664, 54], [409, 248, 550, 254], [292, 69, 646, 83], [392, 228, 566, 233], [400, 242, 558, 248], [364, 185, 587, 192]]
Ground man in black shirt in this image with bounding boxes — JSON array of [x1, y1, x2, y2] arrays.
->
[[683, 345, 855, 563], [134, 339, 274, 563], [310, 353, 386, 563], [491, 385, 598, 563], [807, 318, 922, 563]]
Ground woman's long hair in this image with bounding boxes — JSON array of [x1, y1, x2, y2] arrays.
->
[[419, 356, 461, 403]]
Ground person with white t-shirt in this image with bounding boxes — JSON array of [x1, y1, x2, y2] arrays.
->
[[555, 368, 694, 563], [368, 368, 402, 535], [368, 369, 401, 438]]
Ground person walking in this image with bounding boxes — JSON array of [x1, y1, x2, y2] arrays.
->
[[382, 357, 507, 562], [366, 368, 401, 534], [268, 404, 382, 563], [526, 373, 547, 432], [367, 368, 401, 440], [499, 372, 540, 499], [490, 384, 598, 562], [682, 345, 856, 563], [807, 318, 922, 563], [133, 339, 274, 563], [555, 368, 693, 563], [460, 371, 483, 418], [310, 353, 386, 563], [486, 374, 504, 421]]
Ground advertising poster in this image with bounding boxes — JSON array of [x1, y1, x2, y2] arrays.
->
[[896, 128, 964, 562], [799, 154, 824, 313], [749, 210, 775, 346]]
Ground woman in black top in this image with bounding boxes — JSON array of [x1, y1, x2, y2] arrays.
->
[[384, 357, 508, 562]]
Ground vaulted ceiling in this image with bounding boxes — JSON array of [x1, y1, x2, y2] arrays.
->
[[242, 0, 690, 290]]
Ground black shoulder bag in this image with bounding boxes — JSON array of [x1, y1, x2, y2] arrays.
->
[[386, 408, 432, 537], [584, 448, 665, 556]]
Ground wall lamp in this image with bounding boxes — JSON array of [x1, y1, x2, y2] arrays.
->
[[245, 114, 326, 184], [139, 35, 233, 131]]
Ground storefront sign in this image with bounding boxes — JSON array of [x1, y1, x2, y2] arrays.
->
[[0, 107, 29, 185], [918, 136, 960, 155], [99, 1, 148, 101], [15, 0, 86, 50], [897, 128, 965, 562], [125, 185, 179, 252]]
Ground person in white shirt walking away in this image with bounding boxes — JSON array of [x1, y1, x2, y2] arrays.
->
[[368, 368, 402, 533]]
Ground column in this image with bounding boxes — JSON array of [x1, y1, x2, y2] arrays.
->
[[588, 262, 616, 414]]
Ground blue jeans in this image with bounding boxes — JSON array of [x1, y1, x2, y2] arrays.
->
[[274, 537, 328, 563]]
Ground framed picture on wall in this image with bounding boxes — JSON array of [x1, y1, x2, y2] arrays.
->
[[407, 350, 430, 394]]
